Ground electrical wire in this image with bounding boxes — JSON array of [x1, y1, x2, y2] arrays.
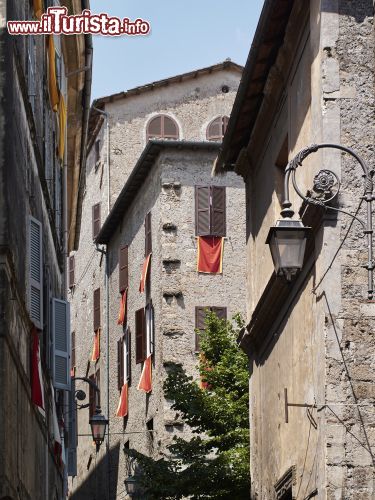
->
[[312, 197, 364, 294]]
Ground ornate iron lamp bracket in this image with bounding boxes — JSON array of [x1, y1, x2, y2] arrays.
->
[[280, 143, 374, 300]]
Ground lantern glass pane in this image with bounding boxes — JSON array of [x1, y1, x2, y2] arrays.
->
[[275, 230, 306, 270]]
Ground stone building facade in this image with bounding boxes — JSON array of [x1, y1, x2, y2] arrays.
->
[[0, 1, 92, 499], [215, 0, 374, 498], [68, 63, 247, 498]]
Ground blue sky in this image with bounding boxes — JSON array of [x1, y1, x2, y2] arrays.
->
[[90, 0, 265, 100]]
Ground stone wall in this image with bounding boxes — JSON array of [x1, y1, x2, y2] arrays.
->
[[70, 67, 243, 497]]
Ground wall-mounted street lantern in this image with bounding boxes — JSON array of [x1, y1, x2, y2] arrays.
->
[[89, 407, 109, 452], [73, 376, 108, 452], [124, 475, 137, 497], [267, 144, 374, 298]]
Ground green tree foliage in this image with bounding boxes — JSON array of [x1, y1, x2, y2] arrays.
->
[[125, 312, 250, 499]]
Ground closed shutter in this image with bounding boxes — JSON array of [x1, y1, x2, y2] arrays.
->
[[145, 212, 152, 256], [52, 298, 70, 390], [68, 255, 75, 288], [146, 302, 154, 357], [212, 306, 227, 321], [71, 331, 75, 369], [195, 186, 211, 236], [67, 378, 77, 477], [125, 328, 131, 383], [92, 203, 101, 240], [195, 306, 207, 352], [211, 186, 226, 236], [93, 288, 100, 331], [89, 374, 96, 417], [135, 308, 146, 364], [30, 216, 43, 328], [117, 337, 124, 391], [119, 246, 129, 293]]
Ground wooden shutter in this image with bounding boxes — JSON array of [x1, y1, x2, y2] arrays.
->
[[52, 298, 70, 390], [212, 306, 227, 321], [195, 186, 211, 236], [89, 374, 96, 418], [125, 328, 131, 383], [71, 331, 75, 368], [95, 369, 101, 408], [93, 288, 100, 331], [211, 186, 226, 236], [135, 308, 146, 364], [145, 212, 152, 256], [146, 302, 154, 357], [117, 337, 124, 391], [68, 255, 75, 288], [119, 245, 129, 292], [195, 306, 207, 352], [68, 377, 78, 477], [92, 203, 101, 240], [30, 216, 43, 328]]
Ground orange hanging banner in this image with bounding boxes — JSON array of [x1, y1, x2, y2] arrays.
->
[[58, 92, 66, 161], [116, 383, 128, 417], [31, 326, 45, 410], [197, 236, 224, 274], [117, 289, 128, 325], [33, 0, 43, 19], [139, 254, 151, 293], [137, 355, 152, 393], [91, 330, 100, 362], [48, 35, 60, 112]]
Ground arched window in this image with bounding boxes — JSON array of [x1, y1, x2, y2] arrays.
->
[[146, 115, 179, 141], [206, 116, 229, 141]]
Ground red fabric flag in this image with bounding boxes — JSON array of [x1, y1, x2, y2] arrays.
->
[[31, 326, 45, 410], [116, 383, 128, 417], [137, 355, 152, 393], [91, 330, 100, 362], [117, 289, 128, 325], [139, 254, 151, 293], [197, 236, 224, 274]]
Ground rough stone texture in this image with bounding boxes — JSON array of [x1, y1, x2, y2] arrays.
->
[[238, 0, 374, 498], [69, 69, 246, 498]]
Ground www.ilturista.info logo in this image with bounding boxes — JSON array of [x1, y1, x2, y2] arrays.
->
[[7, 7, 151, 36]]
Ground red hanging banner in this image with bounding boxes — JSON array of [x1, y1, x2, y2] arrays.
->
[[137, 355, 152, 393], [117, 289, 128, 325], [31, 326, 45, 410], [139, 254, 151, 293], [116, 383, 129, 417], [91, 329, 100, 362], [197, 236, 224, 274]]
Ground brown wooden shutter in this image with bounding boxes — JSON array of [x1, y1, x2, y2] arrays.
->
[[119, 246, 129, 292], [93, 288, 100, 331], [145, 212, 152, 256], [211, 186, 226, 236], [195, 186, 211, 236], [117, 338, 124, 391], [135, 308, 146, 364], [195, 306, 207, 352], [212, 306, 227, 321], [68, 255, 75, 288], [92, 203, 101, 240], [89, 374, 96, 418], [71, 331, 76, 368], [95, 369, 101, 408]]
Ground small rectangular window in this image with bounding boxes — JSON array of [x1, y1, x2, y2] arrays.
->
[[195, 306, 227, 352], [92, 203, 101, 240], [93, 288, 101, 332], [195, 186, 226, 236], [119, 245, 129, 293], [135, 308, 146, 364]]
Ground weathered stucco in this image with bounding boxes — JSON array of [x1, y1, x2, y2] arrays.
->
[[238, 0, 374, 498]]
